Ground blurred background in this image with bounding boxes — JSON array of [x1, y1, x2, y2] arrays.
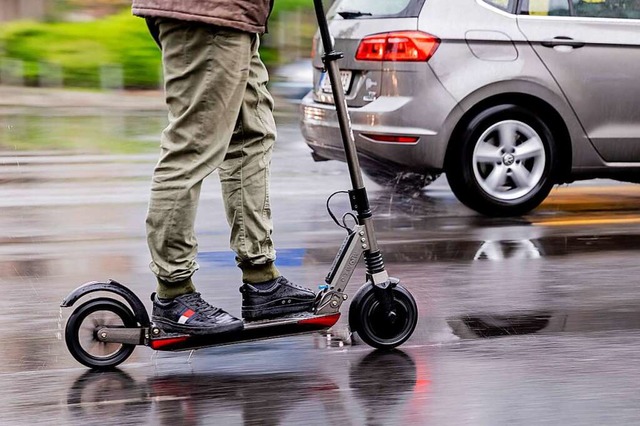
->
[[0, 0, 315, 154], [0, 0, 315, 88]]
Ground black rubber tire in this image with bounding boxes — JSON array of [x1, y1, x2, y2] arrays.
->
[[446, 104, 558, 217], [349, 283, 418, 349], [65, 298, 137, 370]]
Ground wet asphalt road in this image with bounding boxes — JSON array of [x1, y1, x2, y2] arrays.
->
[[3, 112, 640, 425]]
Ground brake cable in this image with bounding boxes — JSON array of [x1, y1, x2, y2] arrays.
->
[[326, 190, 359, 233]]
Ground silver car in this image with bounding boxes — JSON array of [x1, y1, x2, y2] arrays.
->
[[300, 0, 640, 216]]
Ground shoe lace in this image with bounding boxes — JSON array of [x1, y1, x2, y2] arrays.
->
[[278, 277, 312, 292], [183, 292, 221, 316]]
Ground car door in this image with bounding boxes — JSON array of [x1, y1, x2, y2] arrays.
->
[[516, 0, 640, 162]]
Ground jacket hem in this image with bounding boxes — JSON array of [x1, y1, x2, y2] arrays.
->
[[132, 7, 265, 33]]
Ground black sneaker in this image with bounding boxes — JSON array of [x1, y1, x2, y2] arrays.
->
[[240, 276, 316, 321], [152, 292, 244, 335]]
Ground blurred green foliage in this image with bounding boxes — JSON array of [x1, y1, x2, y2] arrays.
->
[[0, 12, 160, 88], [0, 0, 315, 89]]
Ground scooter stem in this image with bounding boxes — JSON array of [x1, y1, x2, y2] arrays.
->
[[313, 0, 365, 193]]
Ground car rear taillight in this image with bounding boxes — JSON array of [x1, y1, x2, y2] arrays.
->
[[362, 134, 419, 144], [356, 31, 440, 62]]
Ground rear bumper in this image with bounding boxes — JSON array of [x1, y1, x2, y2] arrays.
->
[[300, 77, 456, 173]]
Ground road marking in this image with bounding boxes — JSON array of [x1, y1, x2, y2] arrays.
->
[[534, 216, 640, 227]]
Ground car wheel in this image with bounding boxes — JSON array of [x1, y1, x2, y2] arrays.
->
[[363, 168, 440, 193], [447, 104, 558, 216]]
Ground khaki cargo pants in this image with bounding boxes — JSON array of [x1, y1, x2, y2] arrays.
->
[[146, 19, 280, 298]]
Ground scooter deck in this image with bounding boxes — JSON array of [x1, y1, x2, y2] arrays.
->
[[149, 312, 341, 351]]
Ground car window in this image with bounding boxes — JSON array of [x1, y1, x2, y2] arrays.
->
[[573, 0, 640, 19], [482, 0, 518, 12], [519, 0, 640, 18], [329, 0, 426, 18], [519, 0, 571, 16]]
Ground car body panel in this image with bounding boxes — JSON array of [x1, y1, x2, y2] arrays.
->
[[517, 15, 640, 163], [422, 0, 604, 173], [304, 13, 459, 172], [301, 59, 460, 172]]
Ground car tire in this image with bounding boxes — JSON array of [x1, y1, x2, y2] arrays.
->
[[447, 104, 558, 216]]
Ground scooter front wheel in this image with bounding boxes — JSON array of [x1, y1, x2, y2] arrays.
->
[[65, 298, 137, 369], [349, 284, 418, 349]]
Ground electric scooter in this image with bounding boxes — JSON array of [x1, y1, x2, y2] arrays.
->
[[61, 0, 419, 370]]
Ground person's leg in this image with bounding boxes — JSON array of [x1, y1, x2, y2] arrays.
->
[[146, 19, 252, 334], [217, 34, 279, 283], [218, 37, 315, 321]]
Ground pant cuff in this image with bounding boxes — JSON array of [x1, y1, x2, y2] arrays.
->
[[241, 262, 280, 284], [156, 277, 197, 299]]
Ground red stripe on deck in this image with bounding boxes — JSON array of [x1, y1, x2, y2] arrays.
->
[[150, 336, 190, 350], [298, 313, 340, 328]]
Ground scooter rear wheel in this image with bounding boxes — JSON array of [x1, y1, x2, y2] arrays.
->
[[65, 298, 137, 369], [349, 284, 418, 349]]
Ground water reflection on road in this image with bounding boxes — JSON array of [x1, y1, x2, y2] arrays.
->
[[64, 349, 422, 425]]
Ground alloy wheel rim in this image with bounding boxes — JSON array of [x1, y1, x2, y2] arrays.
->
[[472, 120, 546, 201]]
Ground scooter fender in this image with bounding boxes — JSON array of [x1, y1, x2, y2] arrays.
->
[[60, 279, 150, 327]]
